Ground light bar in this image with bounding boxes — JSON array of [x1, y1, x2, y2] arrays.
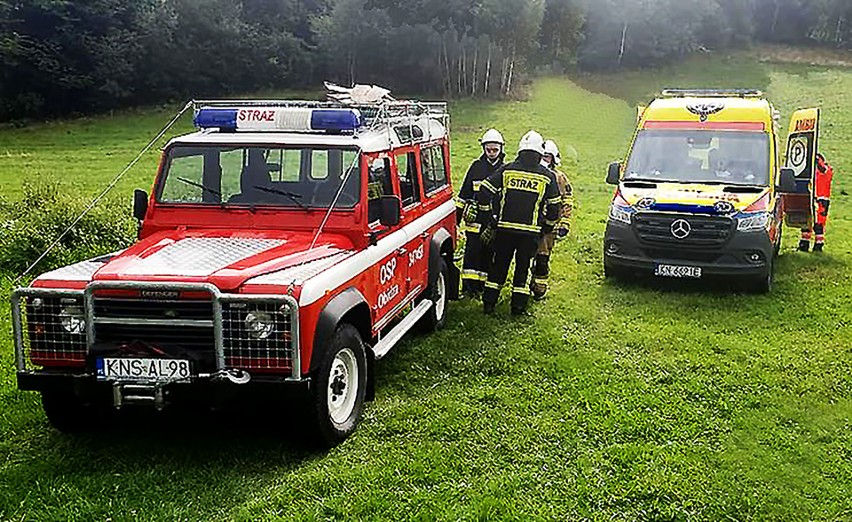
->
[[193, 107, 362, 133]]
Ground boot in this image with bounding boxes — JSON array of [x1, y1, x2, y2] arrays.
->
[[798, 239, 810, 252], [813, 242, 824, 252]]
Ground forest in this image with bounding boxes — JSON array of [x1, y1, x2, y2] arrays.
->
[[1, 0, 851, 119]]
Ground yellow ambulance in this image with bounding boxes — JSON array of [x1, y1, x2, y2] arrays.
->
[[604, 88, 808, 293]]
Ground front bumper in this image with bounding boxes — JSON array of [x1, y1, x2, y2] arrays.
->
[[17, 370, 312, 408], [604, 219, 773, 278]]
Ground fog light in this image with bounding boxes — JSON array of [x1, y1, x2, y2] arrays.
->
[[245, 311, 275, 339], [747, 252, 764, 263], [59, 305, 86, 334], [606, 242, 619, 254]]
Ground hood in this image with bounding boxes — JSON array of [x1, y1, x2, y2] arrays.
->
[[618, 182, 768, 213], [89, 229, 353, 291]]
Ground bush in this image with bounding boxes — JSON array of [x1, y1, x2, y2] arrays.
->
[[0, 184, 135, 277]]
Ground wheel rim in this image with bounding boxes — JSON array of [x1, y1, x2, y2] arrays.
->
[[327, 347, 359, 425], [434, 270, 446, 320]]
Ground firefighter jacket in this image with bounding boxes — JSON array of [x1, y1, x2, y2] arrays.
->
[[554, 168, 573, 233], [456, 153, 505, 233], [477, 157, 561, 235]]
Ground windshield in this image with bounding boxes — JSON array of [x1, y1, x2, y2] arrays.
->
[[158, 145, 361, 208], [625, 130, 769, 186]]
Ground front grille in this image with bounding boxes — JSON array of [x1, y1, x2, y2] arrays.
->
[[24, 295, 87, 367], [94, 298, 213, 320], [633, 213, 733, 247], [222, 302, 294, 372]]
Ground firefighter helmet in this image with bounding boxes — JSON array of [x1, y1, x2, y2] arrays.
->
[[480, 128, 505, 146], [518, 130, 545, 154], [543, 140, 561, 166]]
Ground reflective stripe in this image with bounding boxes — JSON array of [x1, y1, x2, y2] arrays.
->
[[462, 270, 487, 282], [546, 196, 562, 205], [533, 277, 548, 285], [513, 286, 531, 295], [455, 199, 466, 208], [481, 180, 498, 194], [498, 222, 540, 233], [485, 281, 500, 290]]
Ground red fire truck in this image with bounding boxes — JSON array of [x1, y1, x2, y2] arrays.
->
[[11, 98, 459, 446]]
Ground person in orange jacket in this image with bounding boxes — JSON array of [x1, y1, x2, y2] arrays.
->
[[799, 152, 834, 252]]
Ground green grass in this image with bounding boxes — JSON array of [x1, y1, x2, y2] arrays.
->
[[2, 50, 852, 520]]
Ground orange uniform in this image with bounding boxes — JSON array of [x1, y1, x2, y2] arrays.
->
[[800, 154, 834, 252]]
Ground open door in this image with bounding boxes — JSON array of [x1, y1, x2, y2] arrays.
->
[[781, 108, 820, 228]]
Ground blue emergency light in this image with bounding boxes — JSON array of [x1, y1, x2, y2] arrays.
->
[[310, 109, 361, 132], [193, 106, 362, 133], [193, 108, 237, 130]]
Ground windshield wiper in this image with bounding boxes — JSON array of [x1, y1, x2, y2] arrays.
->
[[176, 177, 222, 198], [253, 185, 307, 209]]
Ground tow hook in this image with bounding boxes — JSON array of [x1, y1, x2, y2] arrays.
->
[[211, 368, 252, 385]]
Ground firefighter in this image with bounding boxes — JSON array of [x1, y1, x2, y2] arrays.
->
[[456, 129, 506, 296], [798, 152, 834, 252], [477, 130, 561, 315], [530, 139, 573, 300]]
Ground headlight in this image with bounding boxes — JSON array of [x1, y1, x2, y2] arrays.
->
[[609, 204, 633, 225], [245, 311, 275, 340], [59, 305, 86, 334], [737, 212, 770, 231]]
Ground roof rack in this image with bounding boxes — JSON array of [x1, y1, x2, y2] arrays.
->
[[191, 98, 449, 143], [660, 88, 764, 98]]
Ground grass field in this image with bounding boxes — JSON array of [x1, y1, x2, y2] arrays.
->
[[1, 50, 852, 520]]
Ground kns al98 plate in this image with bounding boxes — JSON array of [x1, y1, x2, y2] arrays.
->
[[97, 358, 191, 382]]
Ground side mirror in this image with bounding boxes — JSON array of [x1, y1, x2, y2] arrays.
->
[[777, 167, 796, 193], [133, 189, 148, 221], [379, 195, 402, 227], [606, 162, 621, 185]]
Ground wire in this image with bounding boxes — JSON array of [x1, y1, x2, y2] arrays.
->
[[14, 101, 194, 285]]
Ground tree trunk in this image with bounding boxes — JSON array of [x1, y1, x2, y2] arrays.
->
[[461, 43, 467, 96], [471, 44, 477, 96], [442, 38, 451, 95], [618, 23, 628, 65], [770, 0, 780, 37], [484, 43, 492, 96], [505, 45, 515, 95]]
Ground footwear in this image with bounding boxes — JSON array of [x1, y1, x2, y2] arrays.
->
[[798, 240, 810, 252], [483, 302, 495, 315], [813, 242, 824, 252], [532, 291, 546, 301], [510, 307, 530, 316]]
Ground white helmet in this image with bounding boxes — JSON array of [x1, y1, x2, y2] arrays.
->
[[518, 130, 545, 154], [480, 128, 504, 146], [543, 140, 561, 166]]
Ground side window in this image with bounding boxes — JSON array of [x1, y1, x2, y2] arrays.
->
[[367, 157, 394, 223], [422, 145, 448, 194], [396, 152, 420, 207]]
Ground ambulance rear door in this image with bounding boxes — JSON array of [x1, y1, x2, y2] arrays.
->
[[782, 108, 820, 228]]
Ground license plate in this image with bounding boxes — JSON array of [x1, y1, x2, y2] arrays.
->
[[654, 264, 702, 279], [97, 358, 191, 382]]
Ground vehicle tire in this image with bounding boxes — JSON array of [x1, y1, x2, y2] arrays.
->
[[311, 324, 367, 447], [418, 257, 449, 332], [41, 390, 98, 433]]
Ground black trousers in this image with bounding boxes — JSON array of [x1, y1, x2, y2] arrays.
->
[[461, 230, 492, 293], [483, 229, 539, 311]]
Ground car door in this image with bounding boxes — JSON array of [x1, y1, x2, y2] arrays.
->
[[366, 155, 408, 328], [782, 108, 820, 228], [395, 150, 429, 301]]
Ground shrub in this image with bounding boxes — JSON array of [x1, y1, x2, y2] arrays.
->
[[0, 183, 135, 277]]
